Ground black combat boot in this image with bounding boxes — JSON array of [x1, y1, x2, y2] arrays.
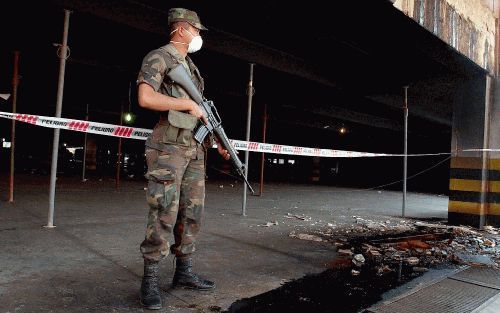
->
[[172, 256, 215, 290], [140, 260, 162, 310]]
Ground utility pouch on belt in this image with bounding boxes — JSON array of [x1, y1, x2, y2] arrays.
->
[[162, 110, 199, 146]]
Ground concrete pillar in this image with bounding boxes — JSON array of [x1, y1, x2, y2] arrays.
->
[[487, 77, 500, 225], [448, 75, 499, 227]]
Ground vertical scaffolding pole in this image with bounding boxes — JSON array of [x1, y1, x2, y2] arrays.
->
[[116, 105, 123, 190], [8, 51, 20, 203], [82, 103, 89, 182], [47, 9, 70, 228], [258, 103, 267, 196], [242, 64, 255, 216], [402, 86, 408, 217]]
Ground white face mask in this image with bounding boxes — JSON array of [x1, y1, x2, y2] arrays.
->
[[170, 27, 203, 53], [187, 33, 203, 53]]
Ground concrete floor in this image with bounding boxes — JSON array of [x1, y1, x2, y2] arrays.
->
[[0, 174, 449, 312]]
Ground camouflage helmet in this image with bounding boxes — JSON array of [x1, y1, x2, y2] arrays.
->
[[168, 8, 207, 30]]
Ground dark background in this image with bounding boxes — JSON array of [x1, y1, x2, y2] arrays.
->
[[0, 0, 473, 194]]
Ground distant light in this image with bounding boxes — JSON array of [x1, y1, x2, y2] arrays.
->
[[339, 127, 347, 134], [3, 141, 11, 148], [323, 125, 330, 129], [123, 112, 135, 124], [1, 138, 5, 142], [63, 143, 67, 147]]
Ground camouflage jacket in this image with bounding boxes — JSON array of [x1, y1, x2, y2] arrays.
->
[[137, 43, 204, 108], [137, 43, 209, 148]]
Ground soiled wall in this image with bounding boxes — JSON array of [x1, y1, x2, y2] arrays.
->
[[393, 0, 496, 74]]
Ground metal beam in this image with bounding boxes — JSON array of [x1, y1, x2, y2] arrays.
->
[[364, 75, 456, 127], [50, 0, 340, 89], [282, 104, 403, 131], [368, 94, 452, 126], [49, 0, 460, 131]]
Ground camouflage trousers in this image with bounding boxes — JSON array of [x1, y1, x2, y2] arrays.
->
[[140, 142, 206, 262]]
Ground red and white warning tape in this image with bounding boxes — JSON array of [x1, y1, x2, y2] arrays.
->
[[3, 111, 495, 157], [0, 112, 152, 141]]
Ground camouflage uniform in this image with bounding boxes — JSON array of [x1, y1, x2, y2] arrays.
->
[[137, 43, 207, 262]]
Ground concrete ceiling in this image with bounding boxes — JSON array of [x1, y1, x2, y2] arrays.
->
[[2, 0, 488, 142]]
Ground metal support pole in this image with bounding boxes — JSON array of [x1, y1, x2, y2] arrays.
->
[[242, 63, 255, 216], [8, 51, 20, 203], [47, 9, 70, 228], [402, 86, 408, 217], [258, 103, 267, 196], [82, 103, 89, 182], [116, 105, 123, 190]]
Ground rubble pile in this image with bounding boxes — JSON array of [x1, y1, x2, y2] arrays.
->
[[289, 216, 500, 274]]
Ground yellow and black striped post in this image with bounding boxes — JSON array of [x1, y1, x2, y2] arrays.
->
[[448, 75, 499, 228], [449, 157, 500, 226]]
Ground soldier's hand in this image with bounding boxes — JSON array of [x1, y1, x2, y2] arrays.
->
[[188, 101, 208, 124], [217, 144, 231, 160]]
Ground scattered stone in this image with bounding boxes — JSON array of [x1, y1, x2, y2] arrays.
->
[[352, 254, 365, 267], [208, 305, 222, 312], [259, 221, 278, 227], [395, 225, 413, 232], [289, 232, 324, 242], [376, 265, 392, 275], [285, 213, 312, 221], [483, 226, 499, 235], [338, 249, 354, 257], [415, 221, 447, 229], [368, 250, 382, 257], [362, 243, 377, 250], [483, 239, 496, 247], [405, 257, 419, 266]]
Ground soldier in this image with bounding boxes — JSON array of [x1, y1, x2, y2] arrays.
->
[[136, 8, 230, 310]]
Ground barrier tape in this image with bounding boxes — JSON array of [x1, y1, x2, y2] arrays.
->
[[0, 112, 152, 141], [461, 149, 500, 152], [1, 111, 497, 157]]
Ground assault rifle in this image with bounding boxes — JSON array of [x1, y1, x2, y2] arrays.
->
[[167, 64, 255, 194]]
